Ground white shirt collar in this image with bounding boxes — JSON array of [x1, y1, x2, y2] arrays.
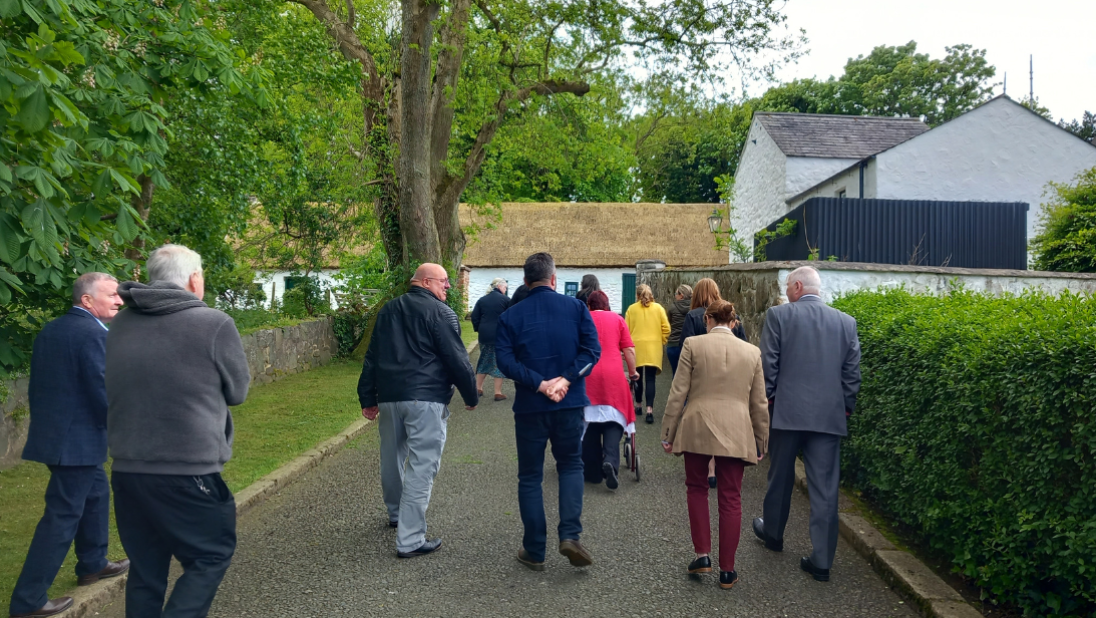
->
[[798, 294, 821, 301], [73, 306, 108, 330], [710, 325, 733, 333]]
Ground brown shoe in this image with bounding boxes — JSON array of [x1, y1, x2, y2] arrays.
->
[[9, 597, 73, 617], [558, 539, 592, 567], [77, 559, 130, 586], [494, 394, 507, 401], [517, 548, 545, 571]]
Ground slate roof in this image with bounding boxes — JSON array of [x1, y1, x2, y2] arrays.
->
[[755, 112, 930, 159]]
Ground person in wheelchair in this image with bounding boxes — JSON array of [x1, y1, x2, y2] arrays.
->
[[580, 291, 639, 490]]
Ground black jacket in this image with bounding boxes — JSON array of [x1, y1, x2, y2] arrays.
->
[[471, 289, 510, 345], [681, 307, 747, 342], [358, 287, 478, 408], [509, 284, 530, 306]]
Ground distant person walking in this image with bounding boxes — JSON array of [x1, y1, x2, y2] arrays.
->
[[9, 273, 129, 618], [509, 284, 531, 306], [752, 266, 861, 583], [665, 284, 693, 375], [359, 263, 479, 558], [107, 244, 250, 617], [581, 290, 639, 490], [471, 278, 510, 401], [624, 284, 669, 424], [496, 252, 601, 571], [681, 278, 746, 343], [661, 300, 768, 590], [574, 274, 600, 305]]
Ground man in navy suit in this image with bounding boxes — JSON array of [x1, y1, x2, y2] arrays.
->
[[496, 252, 601, 571], [9, 273, 130, 618]]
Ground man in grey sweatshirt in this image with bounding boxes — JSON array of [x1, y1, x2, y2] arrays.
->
[[106, 244, 250, 617]]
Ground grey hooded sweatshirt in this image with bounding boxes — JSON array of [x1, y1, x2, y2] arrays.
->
[[106, 281, 250, 475]]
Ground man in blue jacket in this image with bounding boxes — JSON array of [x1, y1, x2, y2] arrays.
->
[[9, 273, 129, 618], [496, 252, 601, 571]]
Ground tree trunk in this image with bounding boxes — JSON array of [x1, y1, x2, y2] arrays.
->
[[124, 175, 155, 264]]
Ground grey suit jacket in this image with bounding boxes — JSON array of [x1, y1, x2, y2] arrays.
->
[[760, 296, 861, 436]]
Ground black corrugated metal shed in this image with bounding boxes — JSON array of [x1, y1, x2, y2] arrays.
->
[[757, 198, 1029, 269]]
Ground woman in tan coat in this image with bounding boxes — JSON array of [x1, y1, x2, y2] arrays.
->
[[660, 300, 769, 590]]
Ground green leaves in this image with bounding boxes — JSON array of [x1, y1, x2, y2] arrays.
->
[[834, 289, 1096, 618], [0, 212, 22, 263], [13, 83, 50, 132]]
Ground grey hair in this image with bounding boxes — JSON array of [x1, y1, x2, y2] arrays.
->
[[72, 272, 117, 305], [147, 244, 203, 288], [787, 266, 822, 295], [490, 277, 507, 290], [675, 284, 693, 299]]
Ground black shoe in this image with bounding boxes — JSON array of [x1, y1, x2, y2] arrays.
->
[[800, 556, 830, 582], [603, 462, 619, 490], [645, 413, 654, 424], [719, 570, 739, 589], [708, 475, 717, 488], [388, 519, 398, 528], [397, 538, 442, 558], [752, 517, 783, 552], [687, 556, 712, 574]]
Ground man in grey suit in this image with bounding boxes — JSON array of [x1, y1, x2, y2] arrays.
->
[[752, 266, 860, 582]]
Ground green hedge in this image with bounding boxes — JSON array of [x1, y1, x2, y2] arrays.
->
[[832, 289, 1096, 618]]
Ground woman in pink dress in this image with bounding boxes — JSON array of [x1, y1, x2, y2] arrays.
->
[[581, 291, 640, 490]]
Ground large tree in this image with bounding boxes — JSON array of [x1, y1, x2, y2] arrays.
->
[[287, 0, 800, 270]]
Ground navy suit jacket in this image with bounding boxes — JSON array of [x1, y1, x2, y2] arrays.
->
[[496, 286, 601, 414], [22, 307, 109, 466]]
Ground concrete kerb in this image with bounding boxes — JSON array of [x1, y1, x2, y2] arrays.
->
[[792, 461, 982, 618], [64, 339, 480, 617]]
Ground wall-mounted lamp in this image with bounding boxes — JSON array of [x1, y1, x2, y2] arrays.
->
[[707, 208, 723, 234]]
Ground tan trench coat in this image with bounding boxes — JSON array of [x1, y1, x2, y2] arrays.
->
[[660, 329, 769, 463]]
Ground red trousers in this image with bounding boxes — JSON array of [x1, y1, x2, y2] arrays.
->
[[684, 452, 746, 572]]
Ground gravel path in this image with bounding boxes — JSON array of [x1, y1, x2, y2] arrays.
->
[[99, 359, 914, 618]]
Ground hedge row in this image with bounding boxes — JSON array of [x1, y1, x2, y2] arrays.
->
[[832, 289, 1096, 618]]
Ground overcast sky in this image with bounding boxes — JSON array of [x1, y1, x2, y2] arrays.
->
[[752, 0, 1095, 123]]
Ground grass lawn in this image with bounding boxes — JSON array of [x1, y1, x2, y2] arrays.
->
[[461, 317, 477, 348], [0, 360, 362, 615]]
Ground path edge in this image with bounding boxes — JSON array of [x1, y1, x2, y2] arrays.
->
[[66, 341, 479, 617], [793, 460, 982, 618]]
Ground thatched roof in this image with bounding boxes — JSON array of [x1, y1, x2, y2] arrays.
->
[[460, 202, 728, 268]]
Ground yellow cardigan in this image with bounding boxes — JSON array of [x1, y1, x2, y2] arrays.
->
[[625, 301, 670, 372]]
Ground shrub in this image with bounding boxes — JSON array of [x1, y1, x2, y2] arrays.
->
[[833, 289, 1096, 618], [1030, 167, 1096, 272], [280, 275, 331, 318]]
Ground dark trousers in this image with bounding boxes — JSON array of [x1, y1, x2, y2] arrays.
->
[[666, 345, 682, 375], [632, 366, 658, 408], [581, 422, 624, 482], [684, 453, 746, 572], [112, 472, 236, 618], [514, 408, 585, 562], [762, 429, 842, 570], [9, 465, 109, 614]]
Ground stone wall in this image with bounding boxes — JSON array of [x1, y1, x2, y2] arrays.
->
[[241, 317, 337, 385], [641, 261, 1096, 344], [0, 317, 337, 470]]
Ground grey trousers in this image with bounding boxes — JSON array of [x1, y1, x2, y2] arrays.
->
[[378, 401, 449, 553], [762, 429, 842, 570]]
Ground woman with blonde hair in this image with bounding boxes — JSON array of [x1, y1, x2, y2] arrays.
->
[[625, 284, 670, 424], [661, 300, 769, 590]]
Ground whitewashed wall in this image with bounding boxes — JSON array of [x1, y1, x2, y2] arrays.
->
[[785, 157, 861, 199], [775, 265, 1096, 305], [730, 121, 787, 258], [872, 97, 1096, 240], [466, 267, 635, 313], [788, 162, 877, 208], [254, 270, 343, 310]]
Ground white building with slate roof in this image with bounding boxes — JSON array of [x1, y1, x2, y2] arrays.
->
[[731, 96, 1096, 261]]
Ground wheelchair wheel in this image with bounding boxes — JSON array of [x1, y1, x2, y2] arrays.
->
[[634, 453, 641, 481]]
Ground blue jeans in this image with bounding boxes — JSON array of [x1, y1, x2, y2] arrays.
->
[[9, 465, 109, 614], [514, 408, 585, 562], [667, 345, 682, 375]]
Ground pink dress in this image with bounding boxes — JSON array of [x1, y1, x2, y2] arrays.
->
[[584, 310, 636, 428]]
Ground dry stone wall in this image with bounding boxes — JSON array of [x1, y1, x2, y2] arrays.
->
[[0, 317, 337, 470]]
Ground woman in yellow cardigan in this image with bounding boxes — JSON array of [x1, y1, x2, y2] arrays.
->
[[625, 284, 670, 424]]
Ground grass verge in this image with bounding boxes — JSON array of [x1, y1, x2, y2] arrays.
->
[[0, 360, 362, 615], [461, 318, 477, 348]]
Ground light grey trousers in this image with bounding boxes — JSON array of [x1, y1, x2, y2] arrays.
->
[[378, 400, 449, 553]]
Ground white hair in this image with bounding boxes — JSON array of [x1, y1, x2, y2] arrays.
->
[[787, 266, 821, 295], [147, 244, 202, 288], [490, 277, 507, 290]]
